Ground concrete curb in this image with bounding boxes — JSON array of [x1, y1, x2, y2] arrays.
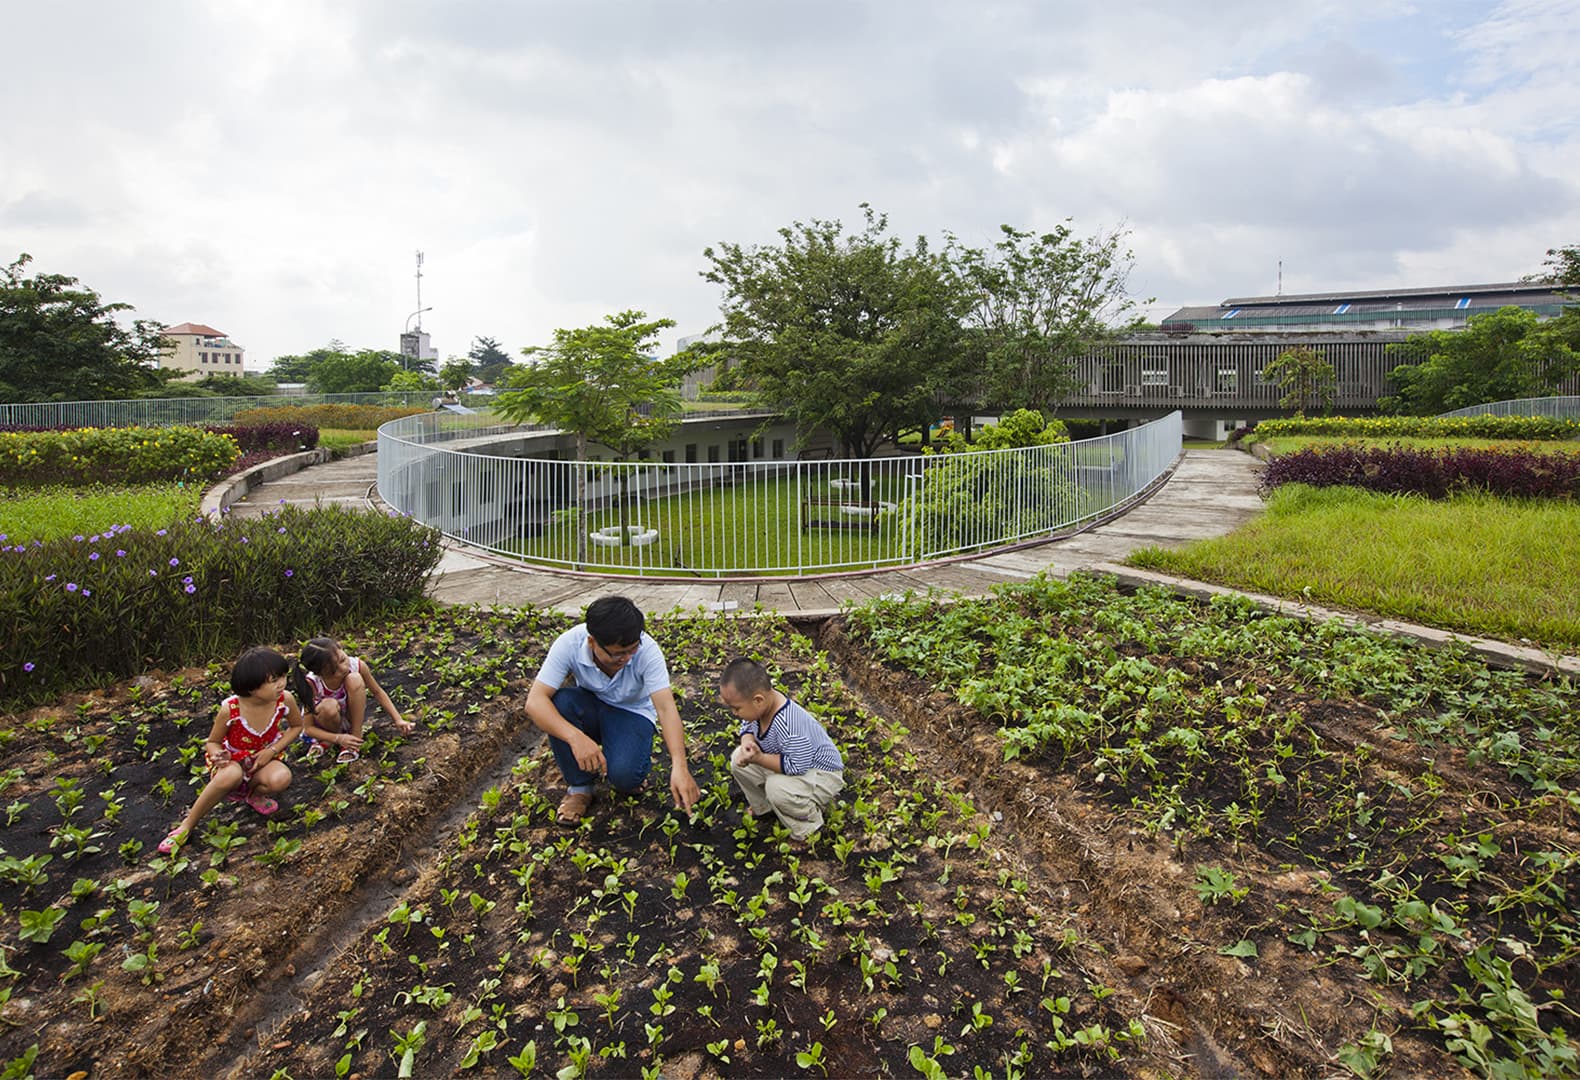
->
[[200, 441, 377, 517], [1089, 561, 1580, 678]]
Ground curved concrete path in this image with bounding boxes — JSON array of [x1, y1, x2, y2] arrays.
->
[[226, 449, 1264, 616], [221, 446, 1580, 676]]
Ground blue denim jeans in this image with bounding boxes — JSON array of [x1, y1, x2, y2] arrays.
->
[[547, 687, 655, 794]]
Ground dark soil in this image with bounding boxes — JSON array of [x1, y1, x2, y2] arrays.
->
[[0, 600, 1570, 1078]]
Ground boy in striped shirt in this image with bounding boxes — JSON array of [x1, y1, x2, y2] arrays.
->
[[721, 657, 845, 843]]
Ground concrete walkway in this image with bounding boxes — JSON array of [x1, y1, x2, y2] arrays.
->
[[226, 448, 1266, 616]]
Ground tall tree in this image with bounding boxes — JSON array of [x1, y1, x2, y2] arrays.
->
[[0, 254, 166, 402], [1263, 345, 1336, 417], [439, 358, 474, 392], [948, 223, 1144, 415], [467, 336, 514, 384], [1382, 306, 1580, 414], [493, 311, 697, 558], [701, 206, 972, 472], [1541, 244, 1580, 289]]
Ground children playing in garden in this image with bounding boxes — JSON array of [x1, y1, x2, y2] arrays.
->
[[720, 657, 845, 843], [292, 636, 415, 764], [158, 647, 304, 853]]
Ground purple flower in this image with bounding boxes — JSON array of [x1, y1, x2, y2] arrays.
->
[[66, 582, 78, 592], [184, 584, 196, 594], [148, 569, 158, 577], [169, 557, 180, 567], [73, 534, 85, 542], [239, 536, 248, 544], [44, 574, 55, 583], [116, 549, 126, 557], [156, 529, 167, 536], [183, 576, 193, 585], [82, 588, 91, 597], [285, 569, 294, 577], [22, 662, 34, 673], [89, 552, 100, 561], [277, 527, 286, 534], [89, 534, 100, 542]]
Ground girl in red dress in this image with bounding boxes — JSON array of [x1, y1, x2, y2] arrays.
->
[[159, 647, 304, 853]]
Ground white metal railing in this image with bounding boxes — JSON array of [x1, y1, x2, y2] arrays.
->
[[0, 391, 438, 429], [378, 411, 1183, 577], [1440, 395, 1580, 419]]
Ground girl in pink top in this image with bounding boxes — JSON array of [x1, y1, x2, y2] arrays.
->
[[292, 637, 415, 764], [159, 647, 303, 853]]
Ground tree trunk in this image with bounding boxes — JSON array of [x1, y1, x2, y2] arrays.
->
[[617, 466, 631, 547]]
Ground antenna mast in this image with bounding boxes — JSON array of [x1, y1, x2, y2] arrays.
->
[[1277, 259, 1283, 297], [413, 251, 426, 331]]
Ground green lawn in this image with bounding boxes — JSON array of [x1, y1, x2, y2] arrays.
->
[[1127, 483, 1580, 652], [319, 428, 378, 451], [0, 483, 203, 543]]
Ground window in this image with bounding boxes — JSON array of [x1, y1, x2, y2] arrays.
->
[[1333, 303, 1351, 315], [1140, 369, 1168, 386], [200, 352, 209, 363], [1454, 297, 1471, 310], [707, 445, 720, 463], [1220, 308, 1240, 320], [661, 449, 675, 463], [1215, 368, 1238, 394], [772, 438, 784, 458], [752, 438, 764, 459], [684, 444, 697, 463]]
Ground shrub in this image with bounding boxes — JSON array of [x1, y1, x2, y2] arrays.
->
[[1260, 444, 1580, 500], [1252, 415, 1580, 441], [202, 421, 320, 453], [0, 504, 441, 704], [233, 404, 428, 430], [901, 443, 1083, 555], [0, 427, 238, 486]]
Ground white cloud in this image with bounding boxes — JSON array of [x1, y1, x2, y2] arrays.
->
[[1, 0, 1574, 369]]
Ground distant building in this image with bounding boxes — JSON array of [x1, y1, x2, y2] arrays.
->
[[1160, 281, 1570, 334], [158, 323, 247, 379], [399, 330, 439, 368]]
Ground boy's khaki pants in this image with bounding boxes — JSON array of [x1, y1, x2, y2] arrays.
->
[[730, 763, 844, 840]]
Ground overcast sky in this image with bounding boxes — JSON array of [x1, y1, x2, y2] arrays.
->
[[3, 1, 1576, 372]]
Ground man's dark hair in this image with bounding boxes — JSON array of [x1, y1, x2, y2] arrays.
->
[[721, 657, 773, 696], [586, 596, 644, 647], [232, 647, 290, 696]]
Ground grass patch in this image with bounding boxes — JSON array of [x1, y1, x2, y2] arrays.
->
[[1126, 483, 1580, 652], [0, 483, 203, 543], [318, 428, 377, 451], [1251, 435, 1580, 456]]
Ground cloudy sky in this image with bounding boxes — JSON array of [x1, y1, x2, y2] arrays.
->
[[3, 1, 1576, 371]]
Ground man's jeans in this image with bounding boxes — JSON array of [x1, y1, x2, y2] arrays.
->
[[547, 687, 654, 794]]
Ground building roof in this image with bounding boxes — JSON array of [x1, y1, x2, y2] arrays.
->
[[162, 322, 227, 337], [1162, 281, 1572, 326]]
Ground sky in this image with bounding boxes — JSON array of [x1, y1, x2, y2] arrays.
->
[[3, 1, 1576, 372]]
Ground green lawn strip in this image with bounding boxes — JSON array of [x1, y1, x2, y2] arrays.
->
[[1251, 434, 1580, 456], [1126, 485, 1580, 651], [0, 483, 203, 544], [845, 576, 1580, 1077], [317, 428, 377, 451]]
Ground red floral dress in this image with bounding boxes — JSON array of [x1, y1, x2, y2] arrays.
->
[[218, 692, 287, 772]]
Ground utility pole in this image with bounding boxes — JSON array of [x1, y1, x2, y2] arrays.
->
[[414, 250, 425, 331]]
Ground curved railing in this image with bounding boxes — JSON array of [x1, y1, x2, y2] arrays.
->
[[0, 391, 438, 429], [1440, 395, 1580, 419], [377, 411, 1183, 578]]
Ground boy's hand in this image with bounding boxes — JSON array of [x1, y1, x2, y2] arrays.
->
[[731, 734, 760, 768]]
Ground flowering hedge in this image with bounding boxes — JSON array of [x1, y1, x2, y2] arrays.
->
[[1260, 444, 1580, 500], [0, 504, 442, 704], [1252, 415, 1580, 441], [202, 421, 320, 453], [232, 403, 429, 430], [0, 426, 239, 486]]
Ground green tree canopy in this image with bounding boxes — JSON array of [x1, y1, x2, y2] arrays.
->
[[308, 349, 404, 394], [931, 408, 1069, 453], [467, 336, 514, 384], [385, 369, 440, 393], [1263, 345, 1336, 417], [439, 358, 474, 392], [1382, 306, 1580, 414], [701, 205, 973, 459], [0, 254, 166, 402], [948, 223, 1144, 414]]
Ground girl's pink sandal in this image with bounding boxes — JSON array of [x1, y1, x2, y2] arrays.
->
[[244, 792, 278, 816]]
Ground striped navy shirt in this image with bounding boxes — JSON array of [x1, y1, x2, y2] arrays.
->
[[740, 697, 844, 776]]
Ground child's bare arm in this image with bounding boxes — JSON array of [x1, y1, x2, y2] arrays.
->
[[202, 705, 230, 767], [360, 661, 413, 732]]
